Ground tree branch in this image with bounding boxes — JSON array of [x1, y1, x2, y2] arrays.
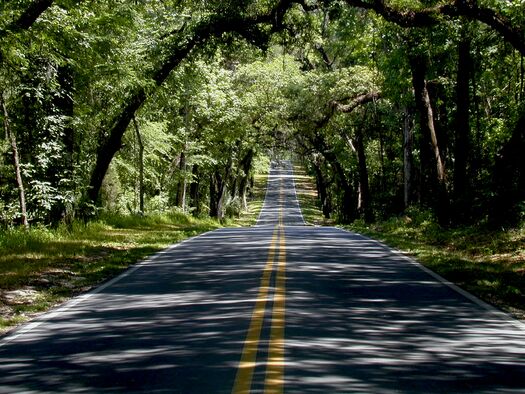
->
[[1, 0, 54, 36], [331, 91, 381, 113], [343, 0, 525, 56], [87, 0, 303, 204]]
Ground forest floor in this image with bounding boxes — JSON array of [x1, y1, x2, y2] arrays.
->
[[0, 173, 269, 335]]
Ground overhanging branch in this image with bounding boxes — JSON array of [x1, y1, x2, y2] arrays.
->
[[343, 0, 525, 56], [87, 0, 306, 204], [0, 0, 54, 37], [331, 91, 382, 113]]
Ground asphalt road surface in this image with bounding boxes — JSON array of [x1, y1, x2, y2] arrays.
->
[[1, 160, 525, 393]]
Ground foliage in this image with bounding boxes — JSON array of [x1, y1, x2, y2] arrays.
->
[[0, 0, 524, 333], [0, 203, 265, 332], [0, 4, 522, 248], [0, 0, 522, 227]]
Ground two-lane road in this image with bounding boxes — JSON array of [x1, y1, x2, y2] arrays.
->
[[1, 161, 525, 393]]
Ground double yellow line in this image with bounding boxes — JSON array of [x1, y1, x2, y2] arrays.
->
[[232, 196, 286, 393]]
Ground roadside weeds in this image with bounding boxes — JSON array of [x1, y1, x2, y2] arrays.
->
[[347, 219, 525, 321]]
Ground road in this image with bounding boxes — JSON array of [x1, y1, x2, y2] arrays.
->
[[1, 161, 525, 393]]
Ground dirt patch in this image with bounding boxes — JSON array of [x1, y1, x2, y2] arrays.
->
[[2, 288, 40, 305]]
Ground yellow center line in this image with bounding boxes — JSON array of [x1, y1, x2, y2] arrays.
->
[[232, 226, 279, 394], [264, 224, 286, 394], [232, 177, 287, 394]]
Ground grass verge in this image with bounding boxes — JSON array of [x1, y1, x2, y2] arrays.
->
[[293, 164, 332, 226], [0, 175, 269, 335], [347, 213, 525, 321], [0, 211, 220, 335]]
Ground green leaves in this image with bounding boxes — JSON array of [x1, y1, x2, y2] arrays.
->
[[0, 0, 523, 226]]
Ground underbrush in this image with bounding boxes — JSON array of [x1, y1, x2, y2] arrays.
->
[[347, 209, 525, 320], [98, 209, 195, 229]]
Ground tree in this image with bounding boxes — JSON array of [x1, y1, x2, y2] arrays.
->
[[0, 0, 54, 37], [0, 0, 523, 228], [86, 0, 310, 206], [0, 92, 28, 228]]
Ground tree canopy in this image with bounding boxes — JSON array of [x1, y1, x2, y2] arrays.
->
[[0, 0, 523, 227]]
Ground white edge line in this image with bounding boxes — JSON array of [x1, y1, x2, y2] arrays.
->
[[288, 161, 306, 226], [334, 226, 525, 332], [0, 229, 219, 348], [255, 163, 274, 226], [256, 160, 305, 227]]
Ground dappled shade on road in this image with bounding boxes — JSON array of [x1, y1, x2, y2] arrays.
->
[[0, 227, 280, 393], [284, 227, 525, 393], [256, 161, 304, 227], [1, 160, 525, 393]]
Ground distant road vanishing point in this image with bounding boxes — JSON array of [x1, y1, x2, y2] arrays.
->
[[1, 160, 525, 393]]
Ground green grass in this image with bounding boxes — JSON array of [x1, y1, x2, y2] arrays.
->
[[0, 180, 270, 335], [346, 211, 525, 320]]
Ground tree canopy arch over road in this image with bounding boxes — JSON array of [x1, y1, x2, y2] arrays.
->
[[0, 0, 523, 226]]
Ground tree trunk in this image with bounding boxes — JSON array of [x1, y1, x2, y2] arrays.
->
[[338, 169, 355, 223], [216, 157, 233, 220], [314, 132, 356, 223], [424, 85, 446, 183], [1, 94, 29, 229], [471, 46, 483, 180], [1, 0, 54, 37], [132, 116, 144, 214], [210, 169, 228, 220], [189, 164, 201, 216], [520, 55, 525, 102], [209, 172, 219, 218], [238, 149, 254, 211], [453, 25, 472, 221], [410, 52, 449, 225], [312, 155, 331, 219], [403, 109, 414, 208], [346, 131, 373, 222], [87, 91, 146, 205], [176, 150, 187, 210], [378, 122, 386, 193], [489, 110, 525, 227]]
